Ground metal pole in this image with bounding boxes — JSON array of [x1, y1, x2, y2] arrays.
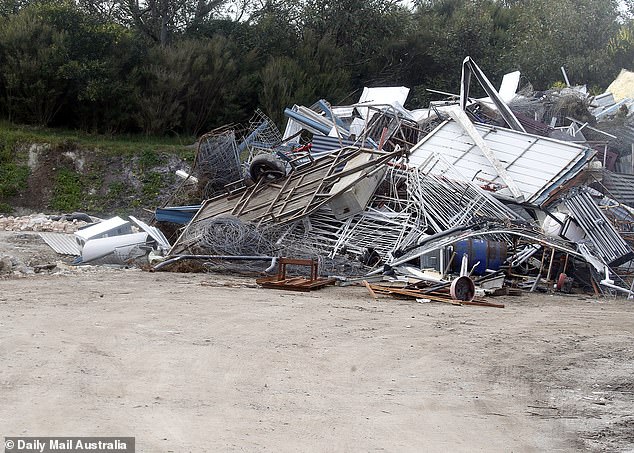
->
[[153, 254, 275, 271], [545, 248, 556, 282]]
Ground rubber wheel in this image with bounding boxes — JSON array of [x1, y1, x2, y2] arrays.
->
[[249, 154, 286, 182]]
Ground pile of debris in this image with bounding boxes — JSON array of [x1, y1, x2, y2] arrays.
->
[[39, 57, 634, 304], [39, 215, 170, 266], [0, 213, 92, 233]]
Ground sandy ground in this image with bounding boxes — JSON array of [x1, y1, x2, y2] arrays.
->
[[1, 232, 634, 452]]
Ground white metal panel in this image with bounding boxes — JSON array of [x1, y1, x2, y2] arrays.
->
[[356, 86, 410, 121], [74, 216, 132, 247], [447, 108, 524, 200], [39, 232, 80, 256], [81, 232, 148, 263], [129, 215, 170, 250], [408, 120, 590, 203], [498, 71, 521, 103]]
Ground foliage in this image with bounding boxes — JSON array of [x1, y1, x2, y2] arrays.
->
[[507, 0, 621, 87], [0, 6, 70, 125], [122, 0, 229, 46], [178, 37, 239, 134], [0, 127, 29, 206], [0, 121, 194, 156], [50, 167, 83, 211], [0, 1, 146, 132], [0, 0, 631, 137], [138, 149, 161, 170], [0, 162, 28, 199]]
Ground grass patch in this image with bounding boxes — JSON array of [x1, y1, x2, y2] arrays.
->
[[138, 149, 162, 171], [0, 122, 193, 214], [0, 162, 29, 199], [0, 121, 195, 157], [141, 172, 164, 199], [0, 202, 14, 214], [51, 168, 84, 212], [106, 181, 128, 200]]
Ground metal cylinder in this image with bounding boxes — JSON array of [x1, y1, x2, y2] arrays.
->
[[451, 239, 507, 275]]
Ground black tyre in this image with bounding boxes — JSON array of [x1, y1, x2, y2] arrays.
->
[[249, 154, 286, 182]]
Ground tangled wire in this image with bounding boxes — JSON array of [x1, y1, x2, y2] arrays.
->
[[180, 216, 371, 276], [186, 216, 280, 256]]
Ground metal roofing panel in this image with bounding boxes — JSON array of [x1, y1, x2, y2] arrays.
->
[[408, 120, 592, 204], [311, 135, 361, 154], [600, 171, 634, 207], [39, 232, 81, 256], [130, 215, 170, 250], [155, 205, 201, 224], [74, 216, 131, 245]]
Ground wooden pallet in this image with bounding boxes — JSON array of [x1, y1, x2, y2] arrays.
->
[[256, 276, 336, 292], [256, 257, 335, 292]]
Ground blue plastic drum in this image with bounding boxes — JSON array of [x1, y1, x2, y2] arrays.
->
[[452, 239, 507, 276]]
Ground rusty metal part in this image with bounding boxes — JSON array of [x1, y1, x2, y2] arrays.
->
[[256, 257, 336, 292], [450, 275, 476, 302]]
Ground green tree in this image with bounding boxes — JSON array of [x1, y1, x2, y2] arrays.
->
[[606, 15, 634, 74], [122, 0, 230, 46], [300, 0, 411, 87], [0, 6, 70, 125], [0, 1, 146, 131], [69, 24, 145, 132], [134, 45, 188, 134], [180, 37, 239, 135], [508, 0, 622, 88], [409, 0, 519, 95], [0, 0, 28, 17]]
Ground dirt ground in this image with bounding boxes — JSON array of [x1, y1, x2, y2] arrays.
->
[[1, 232, 634, 452]]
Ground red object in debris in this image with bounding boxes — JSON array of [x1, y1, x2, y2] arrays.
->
[[557, 273, 567, 291], [293, 143, 312, 153]]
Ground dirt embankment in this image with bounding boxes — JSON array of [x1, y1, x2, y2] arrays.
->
[[4, 141, 195, 218]]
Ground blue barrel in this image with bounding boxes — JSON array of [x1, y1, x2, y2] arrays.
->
[[451, 239, 507, 275]]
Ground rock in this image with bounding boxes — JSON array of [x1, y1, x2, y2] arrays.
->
[[15, 265, 35, 275], [0, 256, 13, 274], [0, 213, 88, 233]]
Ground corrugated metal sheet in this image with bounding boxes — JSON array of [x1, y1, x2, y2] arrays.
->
[[39, 232, 80, 256], [513, 111, 552, 137], [600, 171, 634, 207], [408, 120, 593, 204], [565, 188, 634, 267], [310, 135, 360, 154]]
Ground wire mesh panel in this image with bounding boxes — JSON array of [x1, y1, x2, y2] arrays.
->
[[241, 109, 284, 162], [196, 130, 242, 189]]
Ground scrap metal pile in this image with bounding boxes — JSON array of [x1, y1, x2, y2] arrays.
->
[[107, 57, 634, 301]]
